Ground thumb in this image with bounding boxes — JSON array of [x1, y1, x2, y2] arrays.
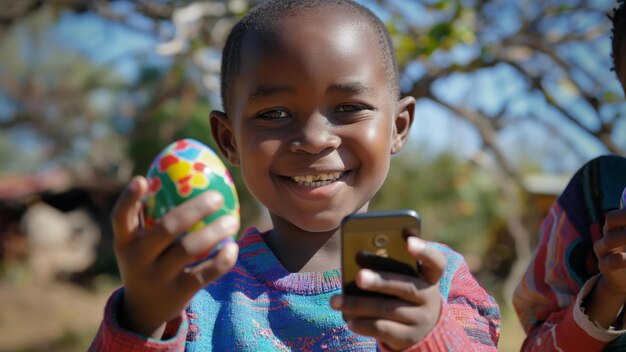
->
[[407, 236, 446, 284], [111, 176, 148, 247]]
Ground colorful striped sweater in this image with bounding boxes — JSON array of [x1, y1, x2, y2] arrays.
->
[[513, 155, 626, 351], [90, 228, 500, 351]]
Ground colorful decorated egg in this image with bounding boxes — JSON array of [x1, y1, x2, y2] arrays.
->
[[143, 138, 239, 264], [621, 186, 626, 210]]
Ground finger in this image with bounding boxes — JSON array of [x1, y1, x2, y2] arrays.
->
[[605, 209, 626, 233], [176, 241, 239, 293], [355, 251, 418, 277], [111, 176, 148, 248], [157, 215, 240, 277], [407, 237, 446, 284], [354, 269, 427, 304], [594, 229, 626, 256], [330, 295, 351, 322], [347, 318, 416, 351], [139, 191, 225, 260], [598, 251, 626, 273], [402, 227, 419, 239], [330, 294, 416, 324]]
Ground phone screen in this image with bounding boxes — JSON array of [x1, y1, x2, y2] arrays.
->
[[341, 210, 421, 297]]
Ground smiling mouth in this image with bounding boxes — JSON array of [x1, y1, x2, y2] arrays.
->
[[289, 171, 348, 187]]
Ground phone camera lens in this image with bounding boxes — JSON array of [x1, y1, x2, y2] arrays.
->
[[373, 234, 388, 248]]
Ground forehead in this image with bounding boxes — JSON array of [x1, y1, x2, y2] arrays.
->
[[243, 10, 383, 68], [230, 10, 391, 106]]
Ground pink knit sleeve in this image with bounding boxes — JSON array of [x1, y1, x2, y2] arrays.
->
[[88, 288, 188, 352], [379, 259, 500, 351]]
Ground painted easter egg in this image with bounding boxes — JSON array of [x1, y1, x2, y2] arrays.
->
[[621, 186, 626, 210], [143, 138, 239, 264]]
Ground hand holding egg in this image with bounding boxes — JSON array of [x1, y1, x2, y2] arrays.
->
[[143, 138, 240, 265]]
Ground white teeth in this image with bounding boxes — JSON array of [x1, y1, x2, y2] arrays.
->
[[292, 172, 343, 185]]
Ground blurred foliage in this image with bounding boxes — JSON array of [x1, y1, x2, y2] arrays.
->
[[372, 148, 539, 302], [0, 6, 128, 174], [372, 150, 507, 269]]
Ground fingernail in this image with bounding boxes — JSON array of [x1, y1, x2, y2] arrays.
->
[[129, 176, 142, 192], [223, 242, 238, 261], [359, 269, 375, 285], [220, 215, 239, 233], [202, 191, 222, 205], [408, 236, 425, 253]]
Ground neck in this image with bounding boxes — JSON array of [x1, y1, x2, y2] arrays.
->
[[265, 215, 341, 273]]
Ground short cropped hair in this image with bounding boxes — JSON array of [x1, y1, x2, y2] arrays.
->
[[610, 0, 625, 76], [219, 0, 399, 115]]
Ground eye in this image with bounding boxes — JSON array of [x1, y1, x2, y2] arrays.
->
[[257, 109, 290, 120], [335, 104, 367, 113]]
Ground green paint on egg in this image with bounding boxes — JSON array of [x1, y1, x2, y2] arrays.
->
[[142, 138, 239, 264]]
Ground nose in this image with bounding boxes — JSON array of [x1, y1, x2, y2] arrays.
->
[[289, 113, 340, 154]]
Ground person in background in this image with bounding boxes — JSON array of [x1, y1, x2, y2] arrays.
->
[[513, 1, 626, 350]]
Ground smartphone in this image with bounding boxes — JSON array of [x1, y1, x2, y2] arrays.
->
[[341, 209, 421, 297]]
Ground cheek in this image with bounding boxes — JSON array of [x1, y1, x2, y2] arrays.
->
[[360, 119, 393, 152], [239, 136, 281, 185], [239, 129, 282, 158], [349, 120, 393, 187]]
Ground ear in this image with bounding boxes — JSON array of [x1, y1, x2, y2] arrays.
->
[[210, 110, 240, 166], [390, 96, 416, 154]]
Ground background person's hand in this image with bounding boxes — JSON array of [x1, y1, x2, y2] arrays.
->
[[595, 208, 626, 294], [586, 207, 626, 329], [112, 176, 240, 338]]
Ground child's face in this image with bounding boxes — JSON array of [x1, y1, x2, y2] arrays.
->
[[212, 10, 414, 233]]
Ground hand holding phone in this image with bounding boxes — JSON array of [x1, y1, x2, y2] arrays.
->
[[333, 209, 447, 349], [341, 210, 421, 297]]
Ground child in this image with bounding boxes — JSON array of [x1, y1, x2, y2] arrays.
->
[[89, 1, 500, 350], [513, 2, 626, 350]]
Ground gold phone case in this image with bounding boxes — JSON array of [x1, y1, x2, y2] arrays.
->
[[341, 210, 421, 297]]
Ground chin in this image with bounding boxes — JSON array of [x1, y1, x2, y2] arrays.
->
[[281, 211, 345, 233], [270, 203, 369, 234], [298, 223, 339, 233], [295, 217, 341, 233]]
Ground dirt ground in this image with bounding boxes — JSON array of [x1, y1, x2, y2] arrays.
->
[[0, 279, 116, 352]]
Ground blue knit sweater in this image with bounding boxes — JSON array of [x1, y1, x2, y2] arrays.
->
[[89, 228, 500, 351]]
